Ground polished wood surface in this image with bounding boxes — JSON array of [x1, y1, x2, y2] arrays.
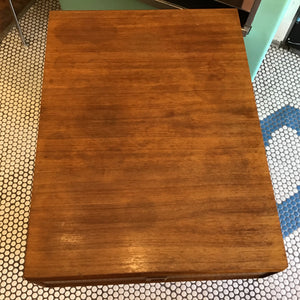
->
[[24, 9, 287, 286]]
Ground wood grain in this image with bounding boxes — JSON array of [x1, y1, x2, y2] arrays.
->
[[24, 9, 287, 286]]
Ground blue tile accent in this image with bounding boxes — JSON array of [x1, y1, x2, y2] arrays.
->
[[277, 186, 300, 238], [259, 105, 300, 236], [260, 105, 300, 147]]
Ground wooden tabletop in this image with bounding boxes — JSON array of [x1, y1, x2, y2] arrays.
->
[[24, 9, 287, 286]]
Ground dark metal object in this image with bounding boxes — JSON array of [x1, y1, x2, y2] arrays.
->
[[8, 0, 27, 46], [148, 0, 262, 36], [284, 6, 300, 55]]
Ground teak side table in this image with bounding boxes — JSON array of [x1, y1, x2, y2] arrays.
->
[[24, 9, 287, 286]]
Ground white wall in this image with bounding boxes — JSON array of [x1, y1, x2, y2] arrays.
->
[[273, 0, 300, 42]]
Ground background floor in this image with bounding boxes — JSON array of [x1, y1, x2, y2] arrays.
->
[[0, 0, 299, 299]]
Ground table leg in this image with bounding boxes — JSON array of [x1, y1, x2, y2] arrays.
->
[[8, 0, 27, 46]]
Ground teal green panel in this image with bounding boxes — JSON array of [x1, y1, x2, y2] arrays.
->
[[244, 0, 292, 80], [59, 0, 158, 10]]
